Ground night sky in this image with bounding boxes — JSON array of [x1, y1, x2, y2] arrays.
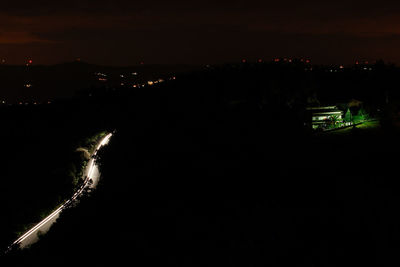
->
[[1, 0, 400, 66]]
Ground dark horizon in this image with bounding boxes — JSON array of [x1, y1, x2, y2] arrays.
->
[[0, 57, 396, 68], [0, 58, 395, 104], [0, 51, 397, 68]]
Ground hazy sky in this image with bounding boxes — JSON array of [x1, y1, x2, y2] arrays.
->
[[1, 0, 400, 65]]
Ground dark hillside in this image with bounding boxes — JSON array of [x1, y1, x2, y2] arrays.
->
[[4, 62, 400, 265]]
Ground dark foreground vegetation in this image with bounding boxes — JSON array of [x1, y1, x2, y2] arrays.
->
[[3, 60, 400, 265], [0, 102, 109, 251]]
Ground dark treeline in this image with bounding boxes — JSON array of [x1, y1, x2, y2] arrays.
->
[[4, 61, 400, 265]]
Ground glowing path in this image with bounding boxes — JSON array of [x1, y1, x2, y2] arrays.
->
[[6, 133, 113, 252]]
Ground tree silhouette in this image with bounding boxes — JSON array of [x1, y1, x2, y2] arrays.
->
[[344, 108, 353, 123]]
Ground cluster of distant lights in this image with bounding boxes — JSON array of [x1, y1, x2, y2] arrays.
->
[[272, 58, 311, 64], [0, 100, 52, 106], [1, 57, 376, 106], [0, 74, 177, 106], [241, 58, 376, 65], [95, 72, 108, 82], [94, 71, 175, 88], [326, 61, 374, 72], [239, 58, 376, 73], [95, 71, 138, 82], [240, 58, 312, 64], [0, 59, 179, 106], [130, 77, 173, 88]]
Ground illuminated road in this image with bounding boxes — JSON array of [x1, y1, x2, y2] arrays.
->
[[6, 133, 113, 251]]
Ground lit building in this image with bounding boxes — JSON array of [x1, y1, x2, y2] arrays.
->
[[306, 106, 344, 129]]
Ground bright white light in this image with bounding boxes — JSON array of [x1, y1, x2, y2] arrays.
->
[[9, 132, 113, 250]]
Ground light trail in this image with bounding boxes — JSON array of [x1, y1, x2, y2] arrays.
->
[[6, 133, 113, 252]]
